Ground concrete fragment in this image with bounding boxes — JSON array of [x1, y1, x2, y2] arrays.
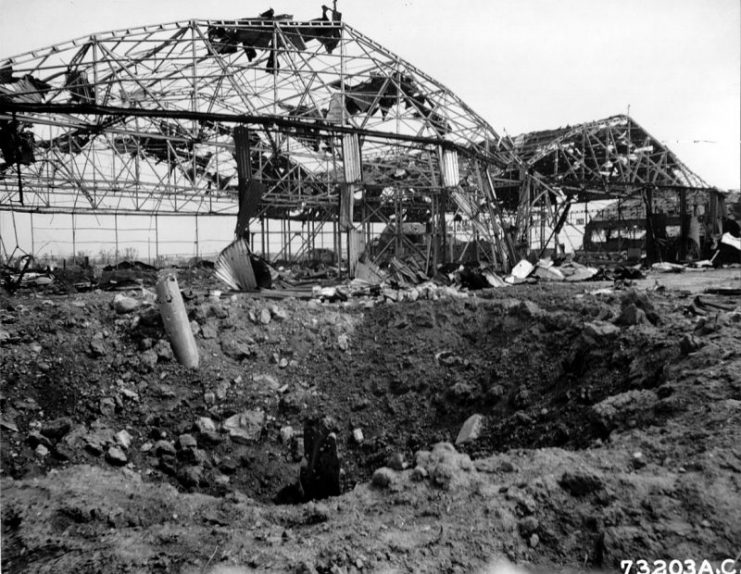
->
[[177, 433, 197, 450], [195, 417, 217, 434], [113, 294, 139, 314], [115, 430, 133, 450], [223, 410, 265, 444], [352, 428, 364, 444], [106, 446, 128, 465], [260, 308, 272, 325], [455, 414, 484, 446]]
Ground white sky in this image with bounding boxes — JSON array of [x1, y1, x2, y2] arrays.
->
[[0, 0, 739, 190]]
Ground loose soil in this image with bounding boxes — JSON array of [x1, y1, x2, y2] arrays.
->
[[1, 269, 740, 573]]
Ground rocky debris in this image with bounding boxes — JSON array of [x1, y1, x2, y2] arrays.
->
[[115, 430, 133, 450], [616, 303, 647, 326], [259, 308, 272, 325], [415, 442, 476, 490], [279, 426, 295, 444], [223, 410, 265, 444], [35, 444, 50, 457], [385, 452, 406, 471], [200, 324, 218, 339], [177, 433, 197, 450], [99, 397, 116, 416], [177, 465, 205, 487], [299, 416, 341, 500], [558, 469, 604, 496], [411, 466, 428, 481], [220, 337, 256, 361], [679, 334, 704, 355], [337, 334, 349, 351], [455, 413, 484, 446], [619, 289, 661, 325], [582, 320, 620, 343], [195, 417, 217, 434], [153, 439, 176, 457], [515, 300, 541, 318], [253, 373, 280, 392], [40, 417, 72, 441], [517, 516, 539, 538], [592, 389, 659, 432], [105, 446, 128, 465], [631, 451, 647, 469], [270, 305, 289, 321], [140, 349, 158, 369], [154, 339, 173, 361], [89, 335, 107, 357], [84, 427, 116, 456], [351, 428, 364, 444], [113, 294, 139, 314], [371, 467, 396, 488]]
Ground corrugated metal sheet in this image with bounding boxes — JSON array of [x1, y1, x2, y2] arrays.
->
[[440, 148, 460, 188], [339, 182, 358, 230], [342, 133, 362, 183], [214, 237, 257, 291], [233, 126, 252, 180]]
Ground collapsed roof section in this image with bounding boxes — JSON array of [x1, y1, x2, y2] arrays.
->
[[510, 114, 711, 198], [0, 8, 517, 217]]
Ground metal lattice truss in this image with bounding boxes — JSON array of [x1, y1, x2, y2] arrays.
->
[[503, 115, 718, 252], [511, 114, 709, 194], [0, 9, 516, 224]]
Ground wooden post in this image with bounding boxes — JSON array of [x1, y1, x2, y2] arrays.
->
[[156, 274, 199, 368]]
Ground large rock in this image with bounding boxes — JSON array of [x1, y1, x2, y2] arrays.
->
[[220, 338, 256, 361], [113, 294, 139, 314], [223, 410, 265, 444], [106, 446, 128, 466], [455, 414, 484, 446], [592, 389, 658, 431], [40, 417, 72, 441]]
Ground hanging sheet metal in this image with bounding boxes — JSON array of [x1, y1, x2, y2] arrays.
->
[[342, 133, 362, 183], [439, 148, 460, 188]]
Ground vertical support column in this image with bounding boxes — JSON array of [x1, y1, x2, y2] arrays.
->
[[114, 213, 119, 262], [679, 188, 687, 261], [261, 217, 266, 257], [71, 213, 77, 262], [30, 212, 35, 256], [645, 187, 656, 264], [195, 214, 200, 258], [155, 214, 160, 264]]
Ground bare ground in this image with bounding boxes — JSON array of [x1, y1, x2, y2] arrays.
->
[[1, 269, 740, 573]]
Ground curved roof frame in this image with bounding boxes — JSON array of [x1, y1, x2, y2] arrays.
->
[[0, 13, 517, 216]]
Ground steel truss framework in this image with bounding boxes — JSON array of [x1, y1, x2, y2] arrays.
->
[[504, 115, 723, 256], [0, 10, 520, 269]]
